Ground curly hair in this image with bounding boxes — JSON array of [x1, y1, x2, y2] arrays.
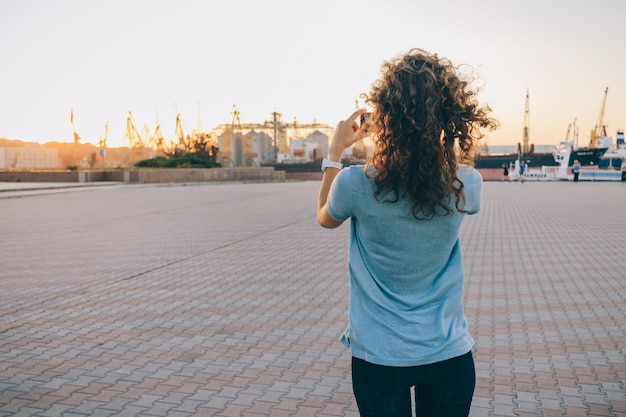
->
[[364, 48, 498, 219]]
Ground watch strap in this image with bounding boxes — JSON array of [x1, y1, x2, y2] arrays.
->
[[321, 158, 343, 172]]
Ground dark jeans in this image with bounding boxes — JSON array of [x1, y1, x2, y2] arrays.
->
[[351, 351, 475, 417]]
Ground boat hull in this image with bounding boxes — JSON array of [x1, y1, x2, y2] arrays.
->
[[474, 147, 607, 169], [474, 154, 554, 169], [568, 148, 608, 166]]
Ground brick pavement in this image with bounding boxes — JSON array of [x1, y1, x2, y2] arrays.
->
[[1, 180, 625, 416]]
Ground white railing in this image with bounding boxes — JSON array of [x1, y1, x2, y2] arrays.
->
[[509, 165, 561, 181], [579, 169, 623, 181]]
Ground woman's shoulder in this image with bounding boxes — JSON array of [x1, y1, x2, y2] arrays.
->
[[335, 165, 374, 191], [334, 164, 367, 185], [342, 164, 369, 178], [458, 164, 481, 177], [458, 164, 482, 185]]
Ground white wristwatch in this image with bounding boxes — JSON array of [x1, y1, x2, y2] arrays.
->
[[321, 158, 343, 172]]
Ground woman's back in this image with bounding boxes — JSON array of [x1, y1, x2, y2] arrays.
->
[[328, 164, 482, 366]]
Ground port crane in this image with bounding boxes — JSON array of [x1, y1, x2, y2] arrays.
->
[[124, 111, 145, 148], [564, 118, 579, 148], [589, 87, 608, 148]]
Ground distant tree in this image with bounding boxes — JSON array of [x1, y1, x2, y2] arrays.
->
[[190, 132, 219, 163], [137, 132, 220, 168]]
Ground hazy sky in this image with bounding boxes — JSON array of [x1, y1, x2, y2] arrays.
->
[[1, 0, 624, 148]]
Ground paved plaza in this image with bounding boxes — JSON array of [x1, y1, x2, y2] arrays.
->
[[1, 179, 625, 417]]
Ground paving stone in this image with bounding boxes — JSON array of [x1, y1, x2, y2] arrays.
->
[[1, 181, 625, 416]]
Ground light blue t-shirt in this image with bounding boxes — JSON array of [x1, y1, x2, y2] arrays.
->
[[327, 165, 481, 367]]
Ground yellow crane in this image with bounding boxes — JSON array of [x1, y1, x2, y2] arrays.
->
[[590, 87, 608, 148], [125, 111, 144, 148]]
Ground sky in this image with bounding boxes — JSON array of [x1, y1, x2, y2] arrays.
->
[[1, 0, 624, 149]]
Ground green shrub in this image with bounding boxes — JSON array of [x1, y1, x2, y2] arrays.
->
[[135, 156, 221, 169]]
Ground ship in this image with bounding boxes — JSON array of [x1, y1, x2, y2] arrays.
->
[[473, 144, 607, 169]]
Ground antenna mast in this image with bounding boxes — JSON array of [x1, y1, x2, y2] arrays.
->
[[522, 88, 530, 155]]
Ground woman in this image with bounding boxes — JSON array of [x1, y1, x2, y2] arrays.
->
[[317, 49, 497, 417], [572, 159, 580, 182]]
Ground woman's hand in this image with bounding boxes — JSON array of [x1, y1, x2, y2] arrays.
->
[[317, 109, 368, 229], [327, 109, 368, 161]]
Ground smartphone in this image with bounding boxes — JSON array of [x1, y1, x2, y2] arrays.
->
[[360, 112, 372, 127]]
